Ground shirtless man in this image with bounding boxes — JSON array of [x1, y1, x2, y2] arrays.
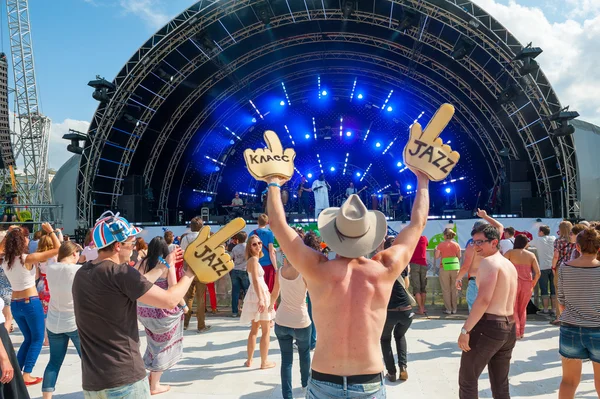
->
[[456, 210, 504, 311], [457, 224, 518, 399], [265, 170, 429, 398]]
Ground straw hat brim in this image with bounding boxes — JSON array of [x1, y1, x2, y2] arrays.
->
[[318, 207, 388, 259]]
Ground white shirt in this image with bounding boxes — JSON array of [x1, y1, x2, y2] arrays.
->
[[46, 261, 82, 333], [181, 231, 199, 252], [531, 235, 556, 270], [499, 238, 515, 255], [311, 180, 330, 210], [81, 246, 98, 262], [2, 255, 35, 291]]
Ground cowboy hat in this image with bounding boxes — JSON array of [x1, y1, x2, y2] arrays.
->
[[318, 194, 387, 258]]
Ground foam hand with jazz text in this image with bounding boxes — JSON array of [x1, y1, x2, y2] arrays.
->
[[183, 218, 246, 284], [403, 104, 460, 182], [244, 130, 296, 182]]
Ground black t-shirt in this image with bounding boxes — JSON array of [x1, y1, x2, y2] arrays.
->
[[388, 269, 410, 309], [73, 260, 153, 391]]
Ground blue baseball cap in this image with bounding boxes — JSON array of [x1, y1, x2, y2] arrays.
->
[[92, 211, 142, 249]]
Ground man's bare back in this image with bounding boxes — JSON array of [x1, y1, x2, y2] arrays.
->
[[307, 257, 396, 375], [477, 252, 518, 316]]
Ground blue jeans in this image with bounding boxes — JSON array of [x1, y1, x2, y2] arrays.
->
[[230, 270, 250, 315], [538, 269, 555, 297], [42, 329, 82, 392], [84, 377, 150, 399], [275, 324, 311, 399], [11, 296, 45, 373], [466, 279, 478, 312], [306, 376, 386, 398], [559, 325, 600, 363], [307, 294, 316, 349]]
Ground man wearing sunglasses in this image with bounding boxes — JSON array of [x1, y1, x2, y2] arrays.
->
[[456, 209, 504, 311], [457, 223, 518, 399]]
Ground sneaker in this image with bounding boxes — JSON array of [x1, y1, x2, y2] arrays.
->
[[399, 367, 408, 381], [385, 372, 397, 382], [452, 310, 458, 314], [536, 310, 549, 316], [197, 325, 212, 333], [231, 313, 239, 318], [443, 310, 452, 315], [183, 325, 188, 331]]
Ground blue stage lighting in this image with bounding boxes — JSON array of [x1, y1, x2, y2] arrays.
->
[[251, 188, 256, 193], [387, 106, 393, 112], [330, 166, 335, 172], [215, 166, 220, 172], [406, 185, 412, 190], [280, 100, 285, 106], [230, 140, 235, 145], [376, 142, 381, 148], [346, 131, 352, 137], [396, 162, 402, 167], [206, 197, 213, 202], [357, 94, 363, 99], [445, 187, 452, 194], [322, 90, 328, 96], [305, 134, 310, 139], [378, 194, 382, 198], [356, 172, 361, 177], [251, 117, 257, 123], [307, 173, 313, 178]]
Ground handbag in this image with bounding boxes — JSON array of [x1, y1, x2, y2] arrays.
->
[[396, 273, 417, 307]]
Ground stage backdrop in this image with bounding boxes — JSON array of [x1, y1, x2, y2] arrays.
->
[[139, 217, 563, 252]]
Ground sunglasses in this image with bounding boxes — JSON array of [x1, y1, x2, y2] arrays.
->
[[251, 242, 262, 247], [473, 239, 492, 246]]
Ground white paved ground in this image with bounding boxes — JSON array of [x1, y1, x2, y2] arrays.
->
[[13, 313, 598, 398]]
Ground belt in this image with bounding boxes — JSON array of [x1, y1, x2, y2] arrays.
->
[[311, 370, 382, 385], [468, 277, 476, 281], [388, 306, 412, 312], [12, 296, 39, 303], [481, 313, 514, 322]]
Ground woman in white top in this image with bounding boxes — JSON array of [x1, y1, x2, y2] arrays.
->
[[1, 223, 59, 385], [42, 241, 82, 398], [77, 229, 98, 264], [270, 243, 311, 399], [240, 234, 276, 369]]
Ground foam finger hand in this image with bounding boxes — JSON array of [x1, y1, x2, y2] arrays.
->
[[403, 103, 460, 181], [244, 130, 296, 182]]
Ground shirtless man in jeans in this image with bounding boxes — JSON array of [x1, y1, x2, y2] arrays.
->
[[457, 224, 518, 399], [456, 210, 504, 311], [264, 170, 430, 398]]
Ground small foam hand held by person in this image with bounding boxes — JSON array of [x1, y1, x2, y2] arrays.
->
[[244, 130, 296, 181], [403, 103, 460, 182], [183, 218, 246, 283]]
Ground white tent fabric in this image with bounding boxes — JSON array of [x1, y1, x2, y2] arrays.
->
[[572, 120, 600, 221], [51, 154, 80, 234]]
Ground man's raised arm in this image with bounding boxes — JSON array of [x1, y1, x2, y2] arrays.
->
[[476, 209, 504, 239], [265, 176, 327, 279], [377, 170, 429, 276]]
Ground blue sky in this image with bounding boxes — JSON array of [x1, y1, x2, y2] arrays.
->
[[1, 0, 596, 170]]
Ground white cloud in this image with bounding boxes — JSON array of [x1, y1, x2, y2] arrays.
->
[[118, 0, 172, 29], [565, 0, 600, 19], [472, 0, 600, 126]]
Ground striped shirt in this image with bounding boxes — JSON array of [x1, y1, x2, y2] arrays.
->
[[558, 264, 600, 328]]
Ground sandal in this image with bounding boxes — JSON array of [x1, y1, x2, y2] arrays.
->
[[24, 377, 43, 386]]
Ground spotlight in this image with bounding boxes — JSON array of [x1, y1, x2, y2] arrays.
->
[[548, 108, 579, 137], [396, 162, 402, 167], [63, 129, 87, 155], [229, 140, 235, 145], [346, 131, 352, 137], [514, 43, 543, 75], [321, 90, 328, 96], [451, 36, 475, 61], [215, 166, 220, 172], [307, 173, 313, 178], [206, 197, 213, 202], [376, 142, 381, 148], [88, 75, 116, 103], [305, 134, 310, 139], [252, 117, 257, 123], [445, 188, 452, 194], [356, 172, 361, 177], [398, 9, 418, 31], [280, 100, 285, 106], [386, 106, 393, 112], [406, 185, 412, 190], [255, 1, 271, 26], [357, 94, 363, 99], [330, 167, 335, 172], [497, 84, 520, 105], [251, 188, 256, 193], [342, 0, 354, 19]]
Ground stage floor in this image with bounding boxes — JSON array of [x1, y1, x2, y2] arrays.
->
[[18, 311, 597, 398]]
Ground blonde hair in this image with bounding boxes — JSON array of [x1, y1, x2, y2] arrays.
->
[[37, 235, 55, 253], [257, 214, 268, 227], [443, 228, 456, 240], [58, 241, 82, 262], [558, 221, 573, 240], [245, 234, 264, 260]]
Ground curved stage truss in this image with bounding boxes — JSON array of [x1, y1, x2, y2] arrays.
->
[[78, 0, 578, 226]]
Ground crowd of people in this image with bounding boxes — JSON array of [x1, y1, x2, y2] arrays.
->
[[0, 175, 596, 398]]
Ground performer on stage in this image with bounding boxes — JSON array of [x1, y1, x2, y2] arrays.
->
[[395, 180, 408, 222], [311, 174, 330, 219], [231, 193, 244, 206], [345, 182, 357, 198], [297, 176, 312, 216]]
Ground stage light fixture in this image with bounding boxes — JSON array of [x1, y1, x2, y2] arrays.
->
[[307, 173, 313, 178], [406, 185, 412, 190], [63, 129, 87, 155], [305, 134, 310, 139], [514, 43, 543, 75], [254, 1, 271, 26], [280, 100, 285, 106], [497, 84, 520, 105], [229, 140, 235, 145], [548, 108, 579, 137], [342, 0, 354, 19], [356, 172, 361, 177], [451, 36, 475, 61], [357, 94, 363, 99], [398, 9, 418, 31], [397, 162, 402, 167], [445, 187, 452, 194], [387, 106, 393, 112], [206, 197, 213, 202], [322, 90, 328, 96], [251, 118, 257, 123], [330, 167, 335, 172], [376, 142, 381, 148], [346, 131, 352, 137], [88, 75, 116, 103]]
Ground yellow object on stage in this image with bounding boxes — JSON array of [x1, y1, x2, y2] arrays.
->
[[403, 103, 460, 182], [183, 218, 246, 283]]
